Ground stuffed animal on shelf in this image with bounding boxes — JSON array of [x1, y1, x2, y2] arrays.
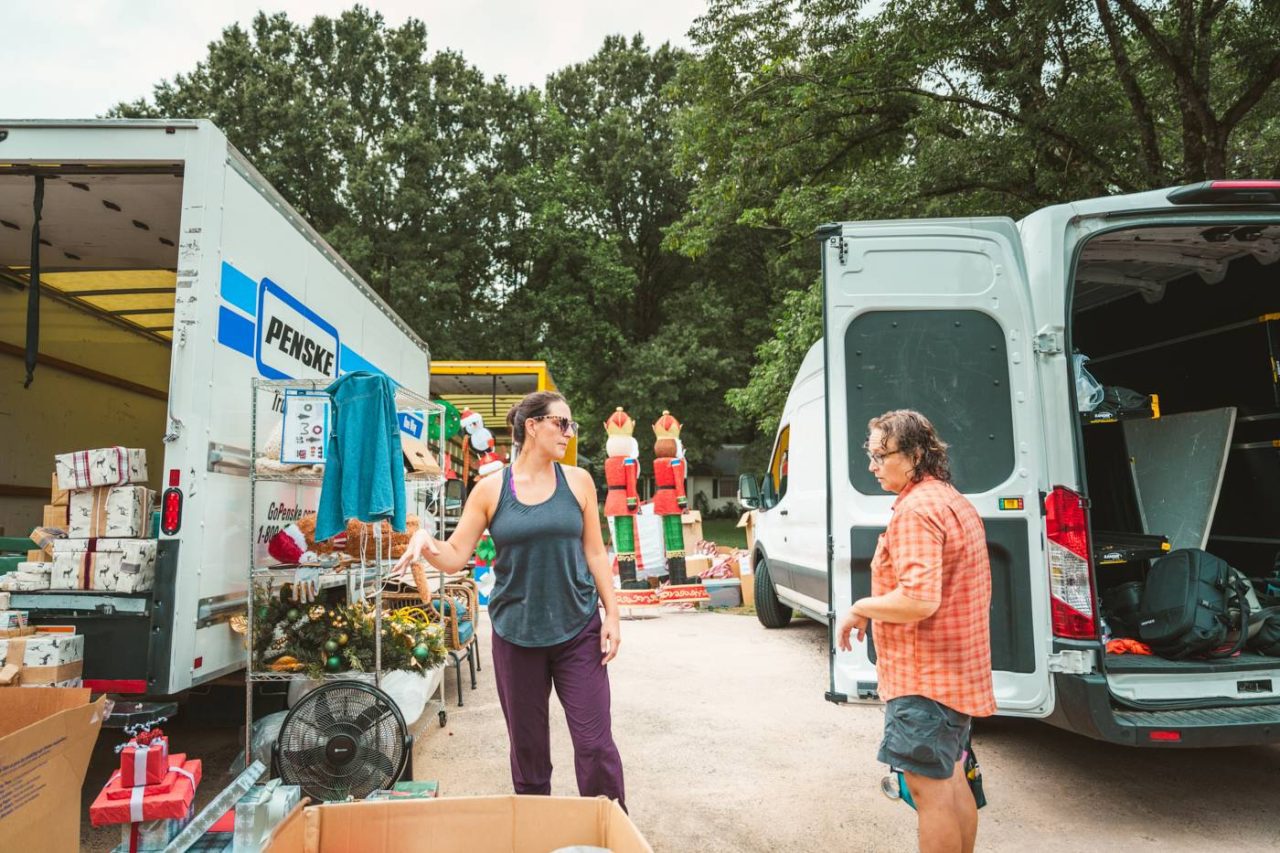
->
[[604, 407, 645, 589]]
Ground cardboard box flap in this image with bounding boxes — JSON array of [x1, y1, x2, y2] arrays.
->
[[401, 434, 442, 477], [736, 510, 756, 529], [269, 795, 651, 853], [0, 689, 106, 852], [0, 685, 93, 737]]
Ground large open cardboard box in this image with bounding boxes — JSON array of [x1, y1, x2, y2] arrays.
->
[[265, 796, 652, 853], [0, 687, 106, 851]]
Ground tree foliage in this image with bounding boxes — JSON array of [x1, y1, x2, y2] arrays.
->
[[113, 2, 1280, 470], [673, 0, 1280, 437]]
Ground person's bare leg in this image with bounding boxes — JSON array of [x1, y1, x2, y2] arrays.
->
[[951, 760, 978, 853], [904, 771, 963, 853]]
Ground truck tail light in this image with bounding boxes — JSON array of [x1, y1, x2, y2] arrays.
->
[[1045, 486, 1097, 639], [161, 468, 183, 536]]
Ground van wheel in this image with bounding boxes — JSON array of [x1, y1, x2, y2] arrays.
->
[[755, 558, 792, 629]]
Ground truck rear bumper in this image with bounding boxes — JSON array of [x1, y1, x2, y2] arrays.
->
[[1047, 672, 1280, 747]]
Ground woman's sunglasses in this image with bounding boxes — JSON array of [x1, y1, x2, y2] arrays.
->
[[529, 415, 579, 437]]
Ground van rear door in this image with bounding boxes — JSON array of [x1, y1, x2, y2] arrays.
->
[[822, 219, 1051, 715]]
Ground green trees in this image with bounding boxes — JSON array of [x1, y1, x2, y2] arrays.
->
[[115, 3, 1280, 464]]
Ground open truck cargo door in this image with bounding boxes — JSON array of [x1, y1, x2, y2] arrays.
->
[[821, 218, 1052, 716]]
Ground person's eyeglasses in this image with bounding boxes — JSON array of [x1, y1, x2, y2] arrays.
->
[[530, 415, 579, 437], [865, 448, 905, 466]]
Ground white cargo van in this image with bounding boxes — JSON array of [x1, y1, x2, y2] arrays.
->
[[0, 120, 431, 696], [741, 181, 1280, 746]]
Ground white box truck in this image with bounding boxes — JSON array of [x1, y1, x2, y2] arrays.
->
[[0, 120, 431, 696], [742, 181, 1280, 746]]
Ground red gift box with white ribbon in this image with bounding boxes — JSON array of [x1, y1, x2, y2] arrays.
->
[[118, 730, 170, 787], [89, 754, 202, 826]]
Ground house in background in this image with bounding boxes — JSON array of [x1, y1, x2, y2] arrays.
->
[[684, 443, 746, 515]]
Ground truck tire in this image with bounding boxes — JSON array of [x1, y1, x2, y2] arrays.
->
[[754, 557, 792, 628]]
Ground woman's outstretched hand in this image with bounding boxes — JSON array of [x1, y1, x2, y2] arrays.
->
[[394, 529, 441, 575]]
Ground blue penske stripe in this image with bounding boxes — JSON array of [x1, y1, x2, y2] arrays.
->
[[220, 261, 258, 316], [216, 306, 255, 357]]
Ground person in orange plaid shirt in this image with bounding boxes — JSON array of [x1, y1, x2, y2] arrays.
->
[[837, 409, 995, 853]]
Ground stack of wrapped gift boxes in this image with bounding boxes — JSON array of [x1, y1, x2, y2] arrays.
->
[[47, 446, 158, 593], [89, 724, 203, 852], [0, 625, 86, 687]]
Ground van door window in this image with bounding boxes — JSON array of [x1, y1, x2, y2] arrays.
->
[[768, 425, 791, 506], [846, 310, 1016, 494]]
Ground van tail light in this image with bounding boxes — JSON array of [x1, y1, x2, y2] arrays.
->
[[1045, 486, 1097, 639], [161, 469, 183, 535], [1168, 180, 1280, 205], [1149, 730, 1182, 743]]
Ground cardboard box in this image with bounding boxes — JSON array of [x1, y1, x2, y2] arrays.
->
[[20, 658, 82, 687], [68, 484, 154, 538], [265, 796, 652, 853], [51, 473, 69, 507], [55, 445, 148, 490], [681, 510, 703, 550], [42, 503, 70, 529], [51, 537, 158, 592], [737, 510, 758, 553], [0, 632, 84, 667], [684, 554, 713, 579], [27, 550, 45, 562], [0, 688, 107, 851], [0, 663, 19, 685]]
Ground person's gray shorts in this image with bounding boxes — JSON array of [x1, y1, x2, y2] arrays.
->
[[878, 695, 972, 780]]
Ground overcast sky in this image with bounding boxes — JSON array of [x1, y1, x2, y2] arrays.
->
[[1, 1, 708, 119]]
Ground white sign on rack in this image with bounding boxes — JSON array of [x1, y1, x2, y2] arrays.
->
[[281, 390, 329, 464]]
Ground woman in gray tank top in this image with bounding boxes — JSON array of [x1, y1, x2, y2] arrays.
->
[[396, 391, 626, 809]]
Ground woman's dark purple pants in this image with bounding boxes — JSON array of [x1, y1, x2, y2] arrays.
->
[[490, 610, 627, 811]]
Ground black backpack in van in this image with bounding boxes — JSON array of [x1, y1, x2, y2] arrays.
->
[[1137, 549, 1251, 659]]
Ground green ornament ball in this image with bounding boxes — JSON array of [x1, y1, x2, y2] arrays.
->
[[324, 639, 340, 655], [286, 608, 300, 622], [256, 606, 269, 620], [413, 644, 430, 663], [337, 633, 349, 646], [325, 655, 343, 672]]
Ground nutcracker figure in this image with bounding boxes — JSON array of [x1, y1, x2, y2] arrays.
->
[[652, 410, 704, 595], [604, 408, 645, 589]]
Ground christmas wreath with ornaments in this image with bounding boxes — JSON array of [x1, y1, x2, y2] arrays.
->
[[252, 583, 446, 679]]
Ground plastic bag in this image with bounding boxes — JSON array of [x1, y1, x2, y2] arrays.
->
[[230, 710, 289, 773], [1073, 352, 1104, 412]]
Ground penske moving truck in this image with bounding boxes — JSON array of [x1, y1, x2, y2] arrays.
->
[[0, 120, 431, 696], [741, 181, 1280, 747]]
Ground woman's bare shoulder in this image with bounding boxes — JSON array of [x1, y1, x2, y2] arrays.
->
[[469, 472, 502, 508], [561, 464, 596, 487]]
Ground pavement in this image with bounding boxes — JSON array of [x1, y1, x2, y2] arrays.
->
[[81, 608, 1280, 851]]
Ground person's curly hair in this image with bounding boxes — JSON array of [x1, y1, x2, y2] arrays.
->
[[866, 409, 951, 483]]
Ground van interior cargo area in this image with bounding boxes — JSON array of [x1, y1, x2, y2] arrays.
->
[[0, 166, 180, 534], [1072, 224, 1280, 683]]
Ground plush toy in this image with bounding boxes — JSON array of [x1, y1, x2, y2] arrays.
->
[[652, 410, 700, 590], [267, 524, 318, 565], [459, 408, 484, 435], [604, 408, 645, 589], [344, 515, 421, 561], [295, 513, 340, 555]]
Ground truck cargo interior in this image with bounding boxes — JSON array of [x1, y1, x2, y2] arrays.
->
[[1071, 223, 1280, 694], [0, 166, 182, 533]]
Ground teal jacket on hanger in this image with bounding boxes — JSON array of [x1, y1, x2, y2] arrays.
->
[[316, 371, 406, 541]]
